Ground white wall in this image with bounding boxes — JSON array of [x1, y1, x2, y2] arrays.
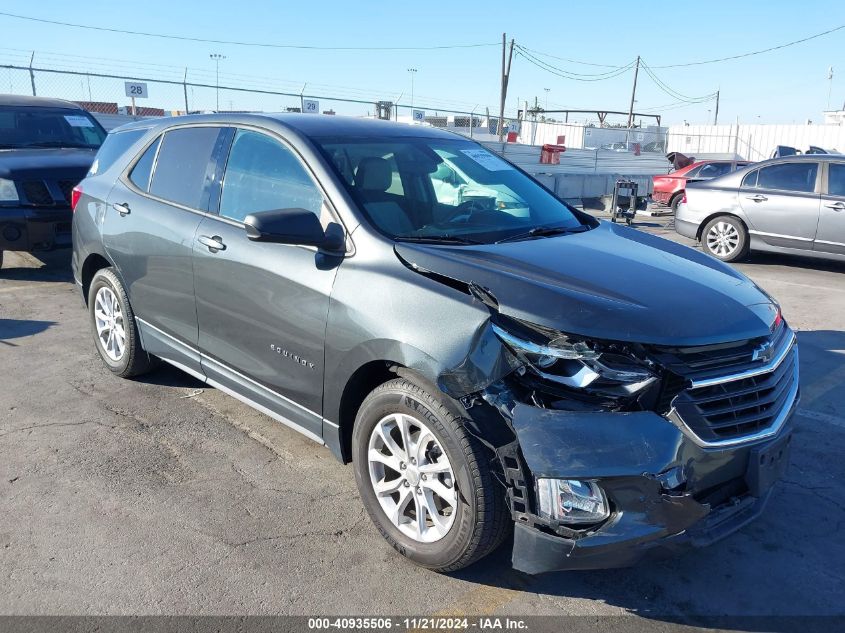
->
[[666, 124, 845, 160]]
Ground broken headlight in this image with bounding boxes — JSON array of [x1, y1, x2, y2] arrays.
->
[[491, 323, 656, 396], [537, 478, 610, 525]]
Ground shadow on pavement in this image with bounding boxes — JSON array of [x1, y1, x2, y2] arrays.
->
[[0, 318, 57, 345], [0, 249, 73, 282], [745, 251, 845, 274]]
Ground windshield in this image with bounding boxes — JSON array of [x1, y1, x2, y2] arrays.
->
[[314, 136, 586, 243], [0, 105, 107, 149]]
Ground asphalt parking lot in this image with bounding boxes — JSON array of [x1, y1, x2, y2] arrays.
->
[[2, 221, 844, 624]]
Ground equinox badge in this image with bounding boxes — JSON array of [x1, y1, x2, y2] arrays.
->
[[270, 344, 315, 369]]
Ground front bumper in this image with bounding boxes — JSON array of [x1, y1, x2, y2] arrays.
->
[[0, 205, 73, 252], [505, 398, 796, 574]]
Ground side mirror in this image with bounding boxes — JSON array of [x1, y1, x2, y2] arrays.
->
[[243, 208, 344, 251]]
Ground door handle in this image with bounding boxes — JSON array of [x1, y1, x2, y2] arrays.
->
[[824, 201, 845, 211], [745, 194, 768, 203], [112, 202, 131, 216], [198, 234, 226, 252]]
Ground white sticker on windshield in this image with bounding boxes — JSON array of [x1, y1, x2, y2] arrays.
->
[[460, 148, 513, 171], [64, 115, 95, 127]]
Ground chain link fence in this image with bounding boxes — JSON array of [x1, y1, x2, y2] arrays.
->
[[1, 61, 517, 138]]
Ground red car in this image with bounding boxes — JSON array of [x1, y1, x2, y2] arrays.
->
[[652, 159, 751, 212]]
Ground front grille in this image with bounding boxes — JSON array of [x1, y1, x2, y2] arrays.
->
[[22, 180, 53, 206], [672, 347, 797, 441], [58, 180, 76, 204], [652, 322, 798, 444], [651, 321, 792, 383]]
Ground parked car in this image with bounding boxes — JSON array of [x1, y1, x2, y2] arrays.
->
[[770, 145, 838, 158], [73, 114, 798, 574], [653, 159, 751, 212], [676, 155, 845, 262], [0, 94, 106, 267]]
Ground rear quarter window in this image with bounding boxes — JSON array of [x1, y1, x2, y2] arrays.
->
[[88, 128, 148, 176]]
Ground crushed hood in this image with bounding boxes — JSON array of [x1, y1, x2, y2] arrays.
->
[[395, 222, 777, 347], [0, 148, 96, 180]]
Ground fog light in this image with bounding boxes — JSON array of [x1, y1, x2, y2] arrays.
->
[[537, 478, 610, 525]]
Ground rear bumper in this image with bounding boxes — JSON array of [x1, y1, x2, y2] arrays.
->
[[674, 216, 699, 240], [651, 190, 673, 205], [0, 205, 72, 251]]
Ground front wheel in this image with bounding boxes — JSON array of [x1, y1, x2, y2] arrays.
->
[[702, 215, 749, 262], [352, 379, 510, 572]]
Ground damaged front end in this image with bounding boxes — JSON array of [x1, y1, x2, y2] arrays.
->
[[435, 286, 798, 574]]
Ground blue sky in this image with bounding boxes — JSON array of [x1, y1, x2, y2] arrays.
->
[[0, 0, 843, 125]]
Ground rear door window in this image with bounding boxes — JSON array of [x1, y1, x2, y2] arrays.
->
[[756, 162, 818, 193], [828, 163, 845, 197], [89, 128, 147, 176], [149, 127, 224, 209]]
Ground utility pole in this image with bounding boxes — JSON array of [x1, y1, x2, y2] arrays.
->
[[209, 53, 226, 111], [626, 56, 640, 129], [498, 33, 514, 141], [714, 89, 720, 125]]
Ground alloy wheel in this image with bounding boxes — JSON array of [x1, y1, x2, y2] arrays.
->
[[367, 413, 457, 543], [706, 221, 740, 258], [94, 286, 126, 362]]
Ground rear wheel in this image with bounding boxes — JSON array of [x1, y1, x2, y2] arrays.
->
[[702, 216, 749, 262], [669, 191, 684, 213], [352, 379, 510, 571], [88, 268, 157, 378]]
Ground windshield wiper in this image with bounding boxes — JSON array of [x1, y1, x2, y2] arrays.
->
[[495, 224, 588, 244], [395, 235, 484, 245]]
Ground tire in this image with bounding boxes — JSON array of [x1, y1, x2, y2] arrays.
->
[[669, 192, 684, 213], [88, 267, 157, 378], [702, 215, 749, 262], [352, 378, 510, 572]]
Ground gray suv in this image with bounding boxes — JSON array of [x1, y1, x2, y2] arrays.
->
[[73, 114, 799, 574]]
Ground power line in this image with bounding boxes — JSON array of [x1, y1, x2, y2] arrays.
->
[[0, 11, 498, 51], [652, 24, 845, 68], [515, 47, 636, 81], [640, 60, 716, 103], [512, 44, 627, 69]]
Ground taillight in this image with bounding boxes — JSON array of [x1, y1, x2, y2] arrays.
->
[[71, 185, 82, 212]]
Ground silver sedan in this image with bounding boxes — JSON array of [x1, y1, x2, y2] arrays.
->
[[675, 154, 845, 262]]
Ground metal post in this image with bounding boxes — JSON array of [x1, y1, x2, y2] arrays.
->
[[714, 90, 720, 125], [497, 34, 514, 142], [626, 56, 640, 129], [407, 68, 417, 109], [183, 68, 189, 114], [209, 53, 226, 111], [28, 51, 36, 96]]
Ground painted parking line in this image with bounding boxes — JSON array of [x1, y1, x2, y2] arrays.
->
[[796, 408, 845, 429]]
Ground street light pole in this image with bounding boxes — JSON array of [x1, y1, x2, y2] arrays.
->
[[209, 53, 226, 112], [544, 87, 549, 111], [407, 68, 417, 110]]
